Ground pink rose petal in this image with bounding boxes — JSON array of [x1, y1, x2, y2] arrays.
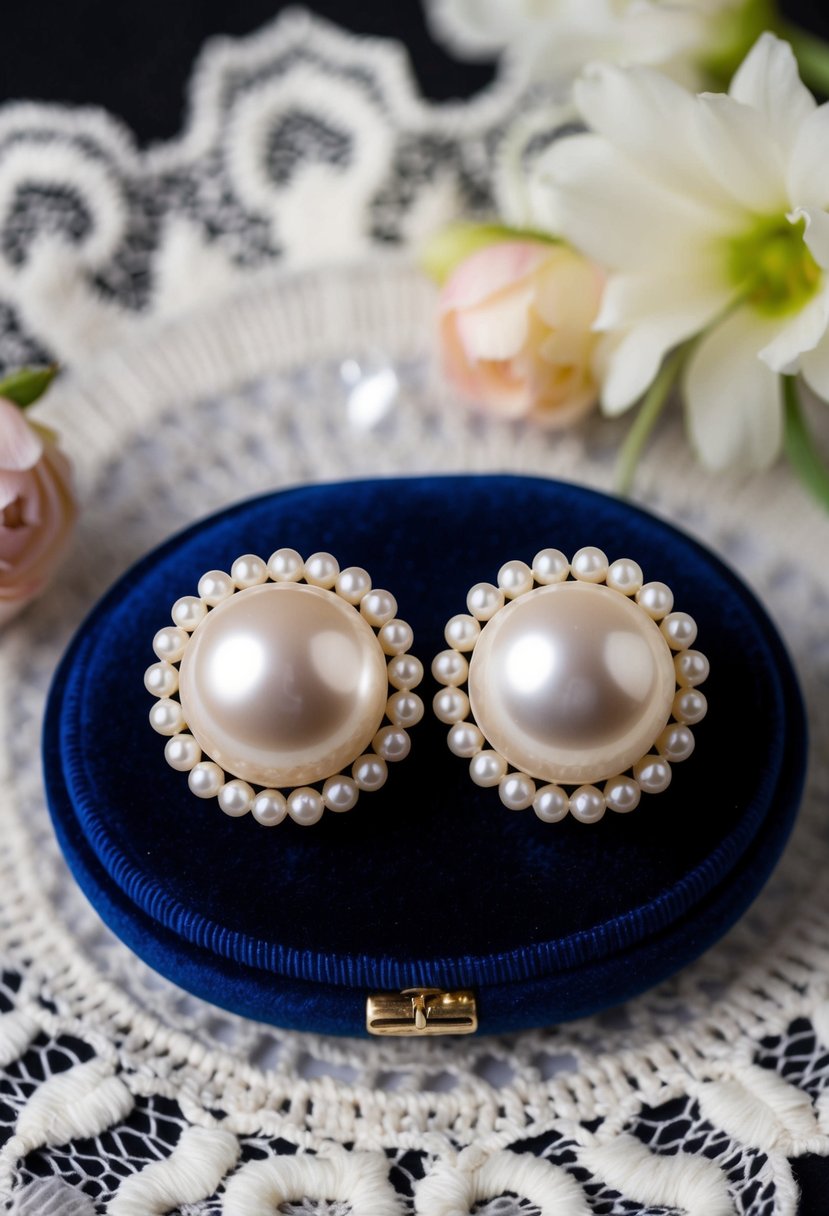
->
[[455, 282, 535, 361], [441, 241, 552, 313], [0, 396, 44, 472], [438, 239, 603, 427]]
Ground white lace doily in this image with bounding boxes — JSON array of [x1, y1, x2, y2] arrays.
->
[[0, 259, 824, 1215], [0, 9, 828, 1215]]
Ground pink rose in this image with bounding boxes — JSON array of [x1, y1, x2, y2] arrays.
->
[[439, 240, 604, 427], [0, 395, 77, 625]]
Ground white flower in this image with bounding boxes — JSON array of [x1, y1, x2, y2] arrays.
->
[[427, 0, 750, 89], [531, 32, 829, 470]]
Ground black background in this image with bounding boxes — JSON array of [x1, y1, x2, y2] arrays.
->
[[3, 2, 829, 1211], [2, 2, 826, 145]]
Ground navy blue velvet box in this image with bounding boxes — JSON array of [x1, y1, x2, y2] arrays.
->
[[43, 475, 806, 1036]]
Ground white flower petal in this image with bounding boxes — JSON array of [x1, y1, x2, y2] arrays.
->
[[535, 135, 724, 270], [787, 103, 829, 208], [800, 333, 829, 399], [601, 318, 701, 415], [694, 95, 789, 213], [759, 287, 829, 372], [574, 64, 743, 221], [795, 206, 829, 270], [614, 3, 707, 68], [425, 0, 537, 57], [596, 263, 730, 413], [729, 33, 815, 153], [684, 308, 783, 470], [596, 264, 727, 331]]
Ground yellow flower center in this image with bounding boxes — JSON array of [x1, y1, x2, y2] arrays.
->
[[726, 216, 822, 317]]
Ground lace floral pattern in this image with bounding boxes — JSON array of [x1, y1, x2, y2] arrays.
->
[[0, 9, 546, 376], [0, 11, 827, 1214]]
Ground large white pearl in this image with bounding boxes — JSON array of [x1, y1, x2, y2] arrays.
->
[[468, 581, 675, 785], [178, 583, 388, 787]]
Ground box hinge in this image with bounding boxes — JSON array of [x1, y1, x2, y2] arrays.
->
[[366, 987, 478, 1036]]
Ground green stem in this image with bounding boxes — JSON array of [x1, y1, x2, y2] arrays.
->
[[783, 374, 829, 512], [615, 345, 689, 496], [778, 20, 829, 98]]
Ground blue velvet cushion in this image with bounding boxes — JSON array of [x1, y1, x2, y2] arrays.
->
[[43, 475, 806, 1036]]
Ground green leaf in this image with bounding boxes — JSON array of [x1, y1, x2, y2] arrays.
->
[[0, 365, 58, 409], [783, 374, 829, 512], [420, 222, 554, 286]]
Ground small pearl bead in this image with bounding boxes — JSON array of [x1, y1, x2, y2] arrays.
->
[[661, 611, 698, 651], [153, 626, 189, 662], [198, 569, 234, 606], [144, 661, 178, 697], [499, 772, 536, 810], [634, 754, 672, 794], [447, 721, 484, 758], [164, 733, 201, 772], [218, 779, 254, 818], [387, 654, 424, 690], [378, 619, 413, 656], [533, 784, 569, 822], [497, 560, 534, 599], [361, 589, 397, 627], [322, 775, 359, 812], [288, 787, 325, 825], [467, 582, 504, 621], [267, 548, 304, 582], [386, 691, 424, 728], [657, 722, 695, 762], [231, 554, 268, 588], [251, 790, 288, 826], [372, 725, 410, 762], [149, 698, 186, 736], [532, 549, 569, 584], [672, 688, 708, 725], [304, 552, 339, 589], [571, 546, 608, 583], [675, 649, 710, 687], [604, 775, 641, 814], [444, 614, 481, 652], [470, 751, 508, 787], [433, 688, 469, 725], [570, 785, 606, 823], [172, 596, 208, 631], [636, 582, 673, 620], [431, 649, 469, 686], [352, 755, 388, 791], [606, 558, 643, 596], [188, 761, 224, 798], [335, 566, 371, 604]]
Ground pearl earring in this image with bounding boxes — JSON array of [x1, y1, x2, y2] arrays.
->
[[433, 548, 708, 824], [146, 550, 424, 825]]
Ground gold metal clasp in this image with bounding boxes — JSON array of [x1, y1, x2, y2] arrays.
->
[[366, 987, 478, 1036]]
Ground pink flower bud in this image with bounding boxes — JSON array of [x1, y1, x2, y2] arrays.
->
[[0, 395, 77, 625], [439, 240, 604, 426]]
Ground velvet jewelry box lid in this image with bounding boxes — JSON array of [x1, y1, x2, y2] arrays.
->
[[42, 475, 807, 1037]]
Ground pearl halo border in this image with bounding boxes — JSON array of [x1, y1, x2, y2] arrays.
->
[[145, 550, 424, 826], [433, 547, 709, 825]]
